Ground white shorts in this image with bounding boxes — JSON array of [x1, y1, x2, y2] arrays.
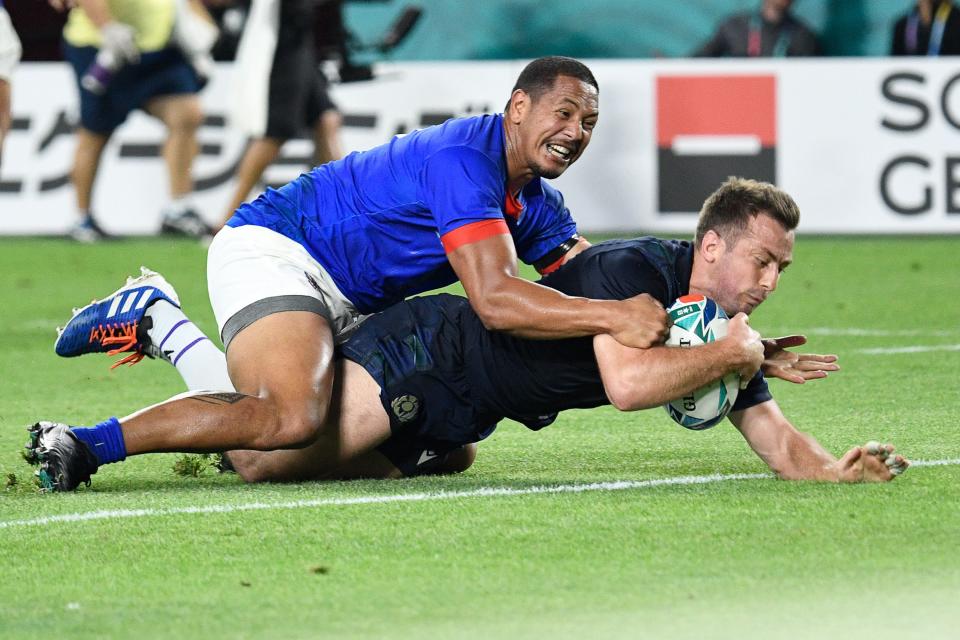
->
[[207, 225, 367, 349], [0, 8, 22, 82]]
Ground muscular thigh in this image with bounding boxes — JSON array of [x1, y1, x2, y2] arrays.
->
[[226, 310, 334, 408], [227, 358, 395, 481]]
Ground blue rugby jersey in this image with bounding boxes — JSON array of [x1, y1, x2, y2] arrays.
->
[[227, 113, 578, 314]]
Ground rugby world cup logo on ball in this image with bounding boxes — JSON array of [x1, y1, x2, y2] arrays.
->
[[663, 295, 739, 430]]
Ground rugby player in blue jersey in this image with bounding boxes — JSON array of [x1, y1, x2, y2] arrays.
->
[[28, 178, 907, 490], [43, 56, 669, 479]]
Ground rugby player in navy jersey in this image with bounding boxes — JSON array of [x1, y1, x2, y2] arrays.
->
[[42, 56, 669, 484], [28, 178, 907, 490]]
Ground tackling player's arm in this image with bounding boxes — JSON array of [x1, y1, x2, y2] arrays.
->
[[444, 231, 668, 348], [593, 313, 763, 411], [728, 401, 908, 482]]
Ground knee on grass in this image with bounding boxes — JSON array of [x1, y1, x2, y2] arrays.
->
[[431, 444, 477, 475], [226, 451, 285, 484], [248, 399, 331, 450]]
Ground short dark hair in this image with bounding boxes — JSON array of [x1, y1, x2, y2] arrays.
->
[[504, 56, 599, 112], [695, 177, 800, 247]]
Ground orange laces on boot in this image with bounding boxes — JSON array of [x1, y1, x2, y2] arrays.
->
[[88, 322, 145, 369]]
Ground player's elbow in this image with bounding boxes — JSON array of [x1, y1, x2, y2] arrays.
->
[[604, 379, 656, 412], [468, 295, 512, 331], [463, 271, 528, 331], [608, 393, 639, 412]]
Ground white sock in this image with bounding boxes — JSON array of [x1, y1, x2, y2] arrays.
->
[[144, 300, 234, 391]]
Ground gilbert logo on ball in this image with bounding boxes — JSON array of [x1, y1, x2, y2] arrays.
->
[[663, 295, 740, 430]]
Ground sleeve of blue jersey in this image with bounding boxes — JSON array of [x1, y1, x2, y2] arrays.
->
[[420, 146, 506, 236], [513, 181, 579, 265]]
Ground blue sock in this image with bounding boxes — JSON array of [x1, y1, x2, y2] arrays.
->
[[71, 417, 127, 465]]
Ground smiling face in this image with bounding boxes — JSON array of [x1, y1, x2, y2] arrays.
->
[[694, 213, 795, 316], [507, 75, 599, 181]]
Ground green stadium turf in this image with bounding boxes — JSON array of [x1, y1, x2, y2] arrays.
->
[[1, 236, 958, 639]]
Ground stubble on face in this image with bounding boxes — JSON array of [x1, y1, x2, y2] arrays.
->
[[696, 215, 794, 317]]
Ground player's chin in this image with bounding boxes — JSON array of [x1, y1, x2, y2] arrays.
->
[[535, 156, 574, 179], [534, 163, 566, 180], [740, 297, 764, 315], [720, 300, 749, 317]]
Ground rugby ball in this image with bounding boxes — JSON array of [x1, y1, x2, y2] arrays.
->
[[663, 295, 740, 430]]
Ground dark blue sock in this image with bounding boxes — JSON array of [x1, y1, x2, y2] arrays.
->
[[71, 417, 127, 465]]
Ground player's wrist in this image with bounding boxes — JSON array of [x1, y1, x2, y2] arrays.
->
[[712, 336, 751, 376], [592, 298, 628, 336]]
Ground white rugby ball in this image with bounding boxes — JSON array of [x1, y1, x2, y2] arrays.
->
[[663, 295, 740, 430]]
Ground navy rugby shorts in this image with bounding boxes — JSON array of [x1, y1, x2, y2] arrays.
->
[[339, 294, 500, 476], [64, 43, 202, 134]]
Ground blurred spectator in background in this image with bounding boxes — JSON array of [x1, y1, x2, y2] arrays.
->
[[220, 0, 344, 227], [206, 0, 249, 60], [6, 1, 65, 61], [0, 0, 21, 169], [695, 0, 821, 57], [892, 0, 960, 55], [62, 0, 216, 242]]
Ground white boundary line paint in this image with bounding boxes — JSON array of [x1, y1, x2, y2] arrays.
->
[[2, 459, 958, 531], [856, 344, 960, 355]]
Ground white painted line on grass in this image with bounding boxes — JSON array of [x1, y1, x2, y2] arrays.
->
[[0, 473, 759, 529], [909, 458, 960, 468], [856, 344, 960, 355], [2, 459, 958, 530]]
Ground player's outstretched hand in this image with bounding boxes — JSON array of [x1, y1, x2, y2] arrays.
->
[[834, 441, 909, 482], [611, 294, 669, 349], [761, 335, 839, 384]]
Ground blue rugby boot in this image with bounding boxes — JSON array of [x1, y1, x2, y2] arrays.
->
[[24, 422, 99, 492], [55, 267, 180, 369]]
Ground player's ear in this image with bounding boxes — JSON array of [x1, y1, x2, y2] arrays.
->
[[699, 229, 725, 264], [508, 89, 529, 123]]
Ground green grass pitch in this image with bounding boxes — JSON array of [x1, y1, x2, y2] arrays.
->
[[1, 236, 959, 639]]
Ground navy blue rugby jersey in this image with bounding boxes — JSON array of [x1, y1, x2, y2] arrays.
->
[[463, 237, 772, 427]]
